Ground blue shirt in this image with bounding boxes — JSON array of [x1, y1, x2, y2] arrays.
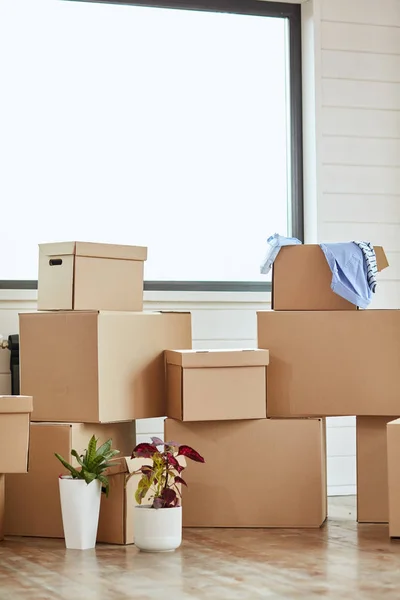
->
[[320, 242, 372, 309]]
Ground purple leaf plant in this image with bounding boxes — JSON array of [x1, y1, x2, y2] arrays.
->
[[130, 437, 205, 509]]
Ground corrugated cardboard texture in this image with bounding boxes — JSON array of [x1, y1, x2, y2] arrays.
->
[[272, 244, 388, 311], [38, 241, 147, 311], [165, 349, 269, 368], [98, 456, 149, 545], [0, 475, 4, 541], [166, 363, 267, 422], [0, 396, 32, 473], [356, 416, 396, 524], [20, 311, 192, 423], [257, 310, 400, 417], [387, 419, 400, 537], [5, 422, 135, 538], [0, 349, 10, 374], [0, 374, 11, 396], [165, 418, 327, 528]]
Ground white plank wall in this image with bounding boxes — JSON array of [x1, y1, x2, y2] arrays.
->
[[303, 0, 400, 495]]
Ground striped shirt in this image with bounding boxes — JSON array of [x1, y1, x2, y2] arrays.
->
[[354, 241, 378, 293]]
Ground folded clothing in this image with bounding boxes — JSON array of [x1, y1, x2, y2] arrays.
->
[[260, 233, 302, 275]]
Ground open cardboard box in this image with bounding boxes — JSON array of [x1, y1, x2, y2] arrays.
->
[[272, 244, 389, 311], [0, 395, 33, 541]]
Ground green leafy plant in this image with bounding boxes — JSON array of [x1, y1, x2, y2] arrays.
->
[[55, 436, 120, 497], [130, 437, 205, 509]]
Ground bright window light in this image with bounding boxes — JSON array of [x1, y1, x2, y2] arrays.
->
[[0, 0, 291, 281]]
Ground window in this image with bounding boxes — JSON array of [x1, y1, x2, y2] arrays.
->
[[0, 0, 303, 289]]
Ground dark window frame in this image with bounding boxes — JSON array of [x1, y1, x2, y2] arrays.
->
[[0, 0, 303, 293]]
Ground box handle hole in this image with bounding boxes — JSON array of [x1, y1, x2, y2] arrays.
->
[[49, 259, 63, 266]]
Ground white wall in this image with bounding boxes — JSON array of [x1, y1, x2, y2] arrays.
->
[[302, 0, 400, 496]]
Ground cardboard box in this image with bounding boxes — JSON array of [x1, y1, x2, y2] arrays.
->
[[0, 374, 11, 396], [272, 244, 389, 311], [165, 417, 327, 528], [20, 310, 192, 423], [98, 455, 185, 545], [5, 421, 135, 538], [257, 310, 400, 418], [0, 348, 10, 374], [166, 349, 269, 421], [0, 475, 4, 542], [0, 396, 32, 473], [356, 416, 396, 523], [38, 241, 147, 311], [387, 419, 400, 537]]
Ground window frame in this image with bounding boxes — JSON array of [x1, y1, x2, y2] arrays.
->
[[0, 0, 303, 293]]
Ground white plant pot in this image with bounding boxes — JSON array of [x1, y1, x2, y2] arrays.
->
[[134, 506, 182, 552], [59, 477, 101, 550]]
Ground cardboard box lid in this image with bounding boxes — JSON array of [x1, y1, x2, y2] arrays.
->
[[165, 349, 270, 368], [0, 396, 33, 414], [39, 241, 148, 262]]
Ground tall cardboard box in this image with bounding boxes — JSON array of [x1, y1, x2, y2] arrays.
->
[[257, 310, 400, 418], [5, 422, 135, 538], [356, 416, 396, 523], [387, 419, 400, 537], [38, 241, 148, 311], [20, 311, 192, 423], [0, 374, 11, 396], [165, 418, 327, 528], [0, 396, 33, 473], [166, 349, 269, 421], [272, 244, 388, 310]]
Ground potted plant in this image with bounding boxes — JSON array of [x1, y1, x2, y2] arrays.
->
[[130, 436, 205, 553], [55, 435, 119, 550]]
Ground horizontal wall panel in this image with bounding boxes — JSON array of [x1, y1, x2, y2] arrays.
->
[[135, 417, 166, 435], [320, 221, 400, 250], [322, 165, 400, 195], [321, 21, 400, 55], [327, 427, 356, 457], [320, 193, 400, 223], [193, 339, 257, 350], [327, 456, 356, 487], [322, 79, 400, 110], [191, 309, 257, 340], [321, 106, 400, 138], [322, 136, 400, 167], [327, 417, 356, 428], [328, 485, 357, 497], [321, 0, 400, 27], [322, 49, 400, 83]]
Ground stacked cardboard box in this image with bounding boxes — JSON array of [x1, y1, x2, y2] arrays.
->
[[5, 241, 192, 543], [256, 243, 398, 527], [0, 343, 11, 396], [0, 395, 32, 539], [164, 348, 327, 528]]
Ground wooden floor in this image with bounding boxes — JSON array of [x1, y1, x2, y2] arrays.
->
[[1, 497, 400, 599]]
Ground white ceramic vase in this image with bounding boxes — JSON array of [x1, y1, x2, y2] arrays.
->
[[59, 477, 101, 550], [134, 506, 182, 552]]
